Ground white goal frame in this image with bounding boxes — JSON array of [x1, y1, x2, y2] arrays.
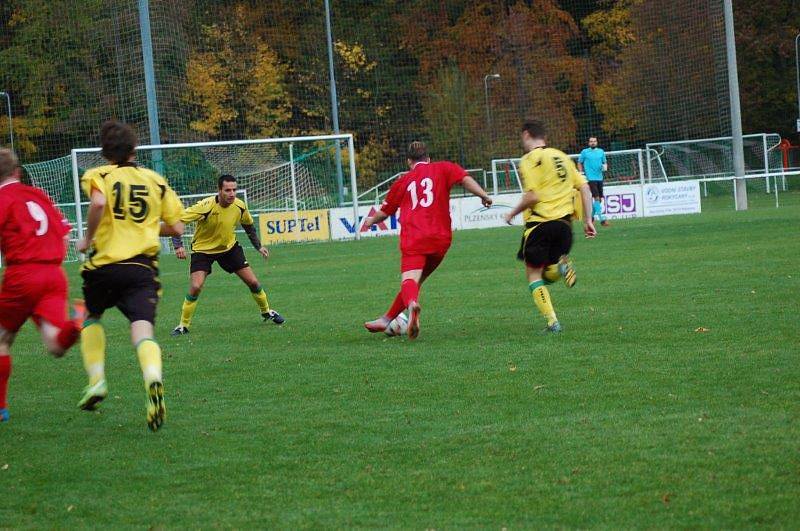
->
[[70, 133, 361, 240]]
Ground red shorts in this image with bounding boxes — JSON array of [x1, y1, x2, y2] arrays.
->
[[401, 252, 447, 275], [0, 264, 69, 333]]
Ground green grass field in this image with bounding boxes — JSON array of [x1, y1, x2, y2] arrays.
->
[[2, 200, 799, 527]]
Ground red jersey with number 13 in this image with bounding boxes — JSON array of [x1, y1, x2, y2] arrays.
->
[[380, 161, 467, 255], [0, 181, 70, 266]]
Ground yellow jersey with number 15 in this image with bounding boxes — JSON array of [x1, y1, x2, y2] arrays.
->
[[519, 146, 587, 223], [80, 162, 184, 271]]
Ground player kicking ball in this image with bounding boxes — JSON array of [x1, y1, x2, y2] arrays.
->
[[503, 120, 595, 333], [0, 149, 84, 422], [363, 141, 492, 339], [171, 174, 283, 336]]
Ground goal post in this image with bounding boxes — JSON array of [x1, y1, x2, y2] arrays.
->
[[70, 133, 361, 243]]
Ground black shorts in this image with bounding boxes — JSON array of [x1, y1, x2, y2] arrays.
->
[[588, 180, 604, 198], [190, 243, 249, 275], [517, 218, 573, 268], [82, 255, 160, 324]]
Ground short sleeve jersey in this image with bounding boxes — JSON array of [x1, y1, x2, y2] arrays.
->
[[578, 147, 606, 181], [81, 162, 184, 271], [181, 196, 253, 254], [520, 147, 587, 223], [0, 181, 70, 266], [380, 160, 466, 255]]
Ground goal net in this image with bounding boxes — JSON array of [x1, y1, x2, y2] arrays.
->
[[63, 134, 359, 260], [490, 148, 648, 194]]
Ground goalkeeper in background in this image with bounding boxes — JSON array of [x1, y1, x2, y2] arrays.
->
[[171, 174, 284, 336], [504, 120, 595, 333], [577, 136, 609, 227]]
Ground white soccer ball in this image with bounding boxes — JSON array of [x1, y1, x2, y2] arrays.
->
[[385, 312, 409, 337]]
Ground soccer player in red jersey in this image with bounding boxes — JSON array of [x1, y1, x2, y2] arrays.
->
[[363, 141, 492, 339], [0, 149, 83, 422]]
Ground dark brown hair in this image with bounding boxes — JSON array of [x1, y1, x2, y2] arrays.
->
[[406, 141, 429, 162], [218, 174, 237, 189], [521, 120, 547, 140], [100, 120, 137, 164]]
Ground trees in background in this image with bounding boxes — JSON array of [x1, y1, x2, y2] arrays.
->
[[0, 0, 797, 186]]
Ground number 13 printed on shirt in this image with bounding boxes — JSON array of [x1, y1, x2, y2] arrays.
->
[[406, 177, 434, 210]]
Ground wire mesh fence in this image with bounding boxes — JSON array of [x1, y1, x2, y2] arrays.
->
[[1, 0, 735, 194]]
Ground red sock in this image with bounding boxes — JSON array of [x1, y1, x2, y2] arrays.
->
[[400, 279, 420, 307], [56, 321, 80, 351], [0, 355, 11, 409], [384, 292, 406, 320]]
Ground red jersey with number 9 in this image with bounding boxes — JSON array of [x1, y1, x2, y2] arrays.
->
[[0, 181, 70, 266], [380, 161, 466, 255]]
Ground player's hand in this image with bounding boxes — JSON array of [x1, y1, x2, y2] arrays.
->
[[503, 212, 515, 225], [362, 217, 375, 229], [258, 246, 270, 260], [175, 247, 187, 260], [482, 196, 493, 208], [76, 238, 90, 253], [584, 220, 597, 239]]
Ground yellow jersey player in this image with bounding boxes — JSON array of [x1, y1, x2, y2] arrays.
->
[[170, 174, 284, 336], [75, 121, 185, 431], [504, 120, 596, 333]]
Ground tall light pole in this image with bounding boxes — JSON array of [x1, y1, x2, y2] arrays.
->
[[723, 0, 747, 210], [795, 33, 800, 132], [0, 92, 13, 153], [483, 74, 500, 145], [324, 0, 345, 205]]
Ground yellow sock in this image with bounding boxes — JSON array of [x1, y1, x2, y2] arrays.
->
[[542, 264, 561, 284], [250, 286, 270, 314], [529, 280, 558, 326], [136, 339, 163, 387], [81, 321, 106, 385], [180, 294, 199, 328]]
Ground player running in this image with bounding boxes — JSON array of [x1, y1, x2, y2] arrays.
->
[[170, 174, 283, 336], [76, 120, 185, 431], [0, 149, 83, 423], [363, 141, 492, 339], [503, 120, 595, 333]]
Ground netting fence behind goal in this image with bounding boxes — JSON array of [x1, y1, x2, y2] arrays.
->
[[55, 134, 359, 262], [490, 149, 650, 195]]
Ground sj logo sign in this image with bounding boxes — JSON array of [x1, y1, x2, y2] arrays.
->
[[329, 205, 401, 240], [601, 184, 643, 219]]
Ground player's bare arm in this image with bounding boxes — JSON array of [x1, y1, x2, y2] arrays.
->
[[460, 176, 493, 207], [160, 221, 184, 238], [363, 209, 389, 229], [578, 183, 596, 238], [242, 223, 269, 259], [504, 191, 539, 225], [76, 189, 106, 253]]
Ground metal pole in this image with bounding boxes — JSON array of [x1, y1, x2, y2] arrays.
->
[[347, 136, 360, 241], [138, 0, 163, 174], [0, 92, 14, 153], [637, 149, 644, 185], [763, 134, 770, 194], [723, 0, 747, 210], [795, 33, 800, 131], [70, 150, 84, 242], [483, 74, 500, 147], [289, 143, 299, 229], [324, 0, 345, 205]]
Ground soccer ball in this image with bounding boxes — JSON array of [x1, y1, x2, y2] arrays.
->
[[385, 313, 409, 337]]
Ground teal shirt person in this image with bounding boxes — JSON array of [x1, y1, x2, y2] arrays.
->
[[578, 146, 607, 182]]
